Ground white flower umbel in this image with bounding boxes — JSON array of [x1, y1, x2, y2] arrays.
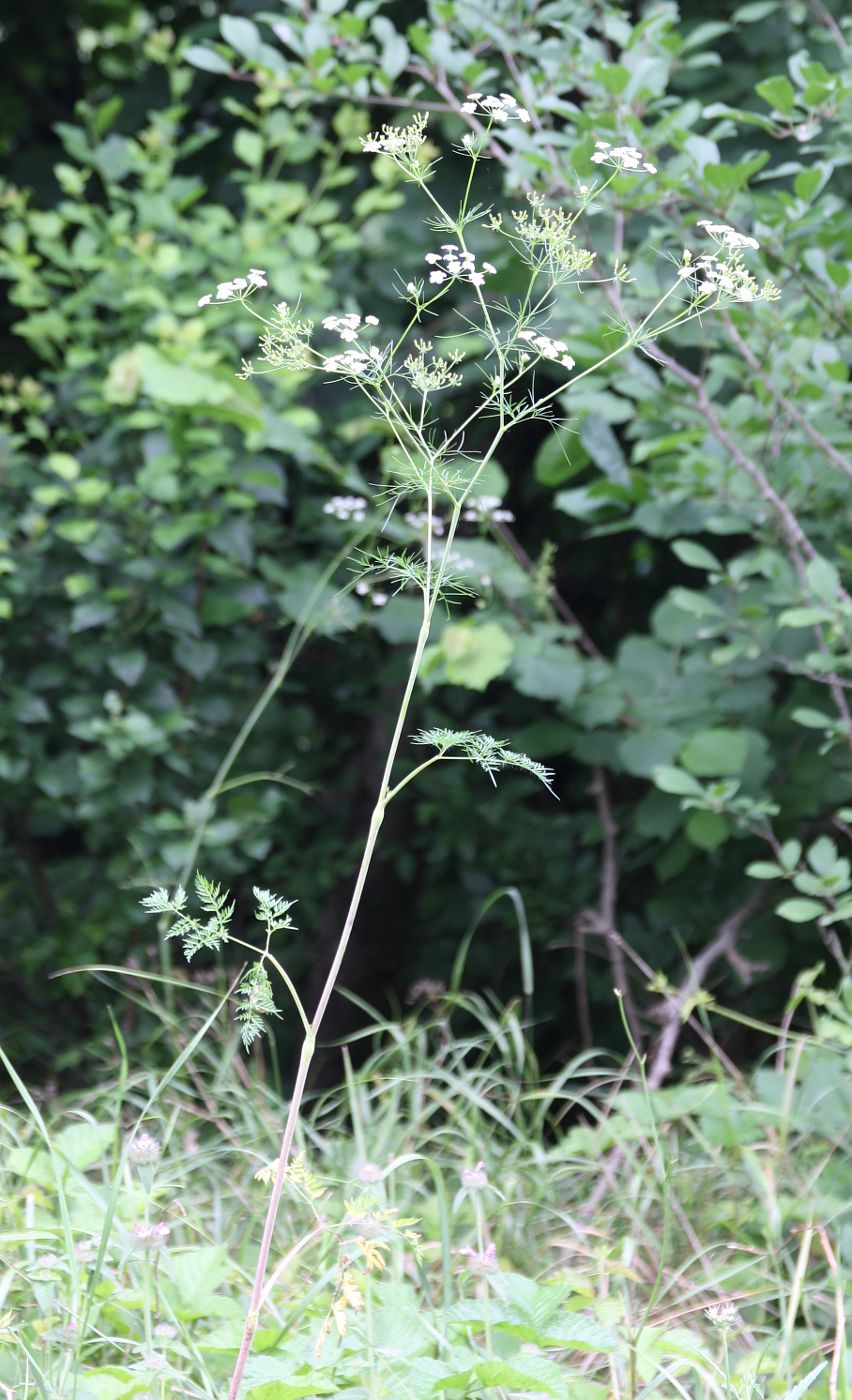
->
[[404, 510, 446, 537], [696, 220, 760, 251], [462, 495, 515, 524], [590, 140, 657, 174], [424, 245, 497, 287], [322, 347, 384, 378], [678, 223, 779, 305], [197, 268, 268, 306], [322, 313, 380, 343], [323, 496, 368, 523], [517, 329, 575, 370], [460, 92, 530, 124]]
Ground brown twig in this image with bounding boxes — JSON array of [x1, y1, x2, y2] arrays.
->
[[722, 315, 852, 483], [585, 768, 643, 1048], [493, 521, 602, 658], [646, 894, 763, 1091]]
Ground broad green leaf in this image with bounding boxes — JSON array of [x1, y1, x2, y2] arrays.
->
[[792, 708, 835, 729], [671, 539, 722, 571], [776, 898, 825, 923], [805, 555, 841, 604], [220, 15, 263, 60], [680, 728, 748, 777], [685, 810, 729, 850], [511, 634, 583, 704], [441, 622, 514, 691], [534, 426, 589, 485], [652, 765, 704, 797], [619, 730, 681, 778], [54, 1121, 115, 1171], [184, 44, 232, 73], [755, 75, 796, 114], [580, 414, 629, 484]]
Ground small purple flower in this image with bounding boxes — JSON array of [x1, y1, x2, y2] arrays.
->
[[356, 1161, 383, 1184], [131, 1221, 170, 1250], [128, 1131, 161, 1165], [461, 1160, 488, 1191], [461, 1242, 498, 1274]]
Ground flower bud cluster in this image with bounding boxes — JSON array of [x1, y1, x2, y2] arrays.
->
[[361, 113, 428, 166], [425, 245, 496, 288]]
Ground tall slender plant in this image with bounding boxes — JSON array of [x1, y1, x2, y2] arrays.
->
[[142, 95, 777, 1396]]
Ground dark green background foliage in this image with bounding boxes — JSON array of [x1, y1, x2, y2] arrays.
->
[[1, 0, 850, 1068]]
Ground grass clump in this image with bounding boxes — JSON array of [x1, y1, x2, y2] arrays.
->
[[1, 975, 848, 1400]]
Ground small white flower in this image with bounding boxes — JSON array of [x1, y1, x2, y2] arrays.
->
[[424, 248, 496, 288], [461, 1160, 489, 1190], [590, 138, 656, 175], [705, 1301, 741, 1330], [459, 91, 531, 124], [131, 1221, 170, 1250], [197, 294, 212, 307], [323, 495, 368, 521], [461, 1242, 498, 1274], [357, 1161, 383, 1183], [128, 1131, 161, 1165]]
